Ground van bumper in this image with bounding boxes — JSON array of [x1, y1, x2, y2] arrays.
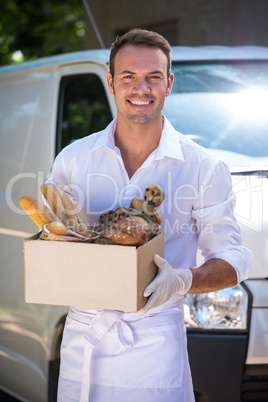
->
[[187, 330, 248, 402]]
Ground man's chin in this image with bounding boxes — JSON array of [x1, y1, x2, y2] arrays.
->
[[128, 113, 158, 125]]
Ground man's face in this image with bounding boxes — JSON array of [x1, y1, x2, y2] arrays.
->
[[107, 45, 174, 126]]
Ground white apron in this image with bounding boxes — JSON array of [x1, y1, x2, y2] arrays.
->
[[57, 296, 195, 402]]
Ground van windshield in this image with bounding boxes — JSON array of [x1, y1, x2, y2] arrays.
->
[[163, 61, 268, 168]]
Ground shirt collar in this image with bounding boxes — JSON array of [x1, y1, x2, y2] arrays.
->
[[91, 119, 117, 152], [91, 116, 184, 162], [155, 116, 184, 162]]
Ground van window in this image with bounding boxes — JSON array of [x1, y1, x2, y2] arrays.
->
[[56, 74, 113, 153]]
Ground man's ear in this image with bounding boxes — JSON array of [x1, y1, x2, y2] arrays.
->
[[107, 72, 114, 96], [166, 73, 174, 97]]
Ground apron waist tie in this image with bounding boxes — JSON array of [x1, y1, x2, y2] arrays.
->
[[67, 307, 183, 401], [77, 310, 134, 401]]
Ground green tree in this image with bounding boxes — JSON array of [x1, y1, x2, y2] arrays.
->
[[0, 0, 86, 65]]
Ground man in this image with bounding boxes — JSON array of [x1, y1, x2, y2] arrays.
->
[[54, 29, 253, 401]]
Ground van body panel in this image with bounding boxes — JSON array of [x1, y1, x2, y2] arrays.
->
[[0, 52, 114, 401], [232, 175, 268, 279]]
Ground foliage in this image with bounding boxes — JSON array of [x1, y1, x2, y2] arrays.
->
[[0, 0, 86, 66]]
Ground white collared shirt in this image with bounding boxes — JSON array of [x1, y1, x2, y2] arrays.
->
[[50, 116, 253, 283]]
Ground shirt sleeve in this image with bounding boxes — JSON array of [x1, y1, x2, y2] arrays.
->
[[192, 158, 253, 283]]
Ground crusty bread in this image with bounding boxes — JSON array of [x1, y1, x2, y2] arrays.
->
[[19, 195, 61, 229], [40, 183, 87, 228], [100, 216, 149, 246], [99, 207, 130, 226], [130, 197, 162, 224], [45, 221, 69, 236], [142, 202, 162, 224], [144, 184, 165, 207]]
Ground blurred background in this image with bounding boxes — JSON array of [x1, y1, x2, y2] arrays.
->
[[1, 2, 268, 401], [1, 0, 268, 66]]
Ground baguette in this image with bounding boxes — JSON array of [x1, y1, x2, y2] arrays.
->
[[40, 183, 87, 228], [19, 195, 61, 229], [45, 221, 69, 236]]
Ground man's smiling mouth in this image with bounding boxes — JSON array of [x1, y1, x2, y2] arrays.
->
[[129, 100, 152, 105]]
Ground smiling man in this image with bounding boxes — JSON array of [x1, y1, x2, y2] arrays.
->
[[107, 43, 174, 178], [53, 29, 253, 401], [108, 45, 173, 125]]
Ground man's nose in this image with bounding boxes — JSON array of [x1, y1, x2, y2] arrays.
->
[[133, 78, 151, 94]]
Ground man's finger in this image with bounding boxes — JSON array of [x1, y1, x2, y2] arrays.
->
[[139, 290, 160, 314], [143, 275, 161, 297], [153, 254, 166, 268]]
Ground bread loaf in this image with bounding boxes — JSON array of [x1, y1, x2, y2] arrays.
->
[[144, 184, 165, 207], [45, 221, 69, 236], [130, 197, 162, 224], [100, 216, 149, 246], [40, 183, 87, 228], [19, 196, 61, 229]]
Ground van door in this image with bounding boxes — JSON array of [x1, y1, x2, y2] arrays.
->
[[0, 69, 61, 401], [0, 61, 115, 401]]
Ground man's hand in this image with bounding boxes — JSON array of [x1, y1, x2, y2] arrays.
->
[[139, 254, 193, 314]]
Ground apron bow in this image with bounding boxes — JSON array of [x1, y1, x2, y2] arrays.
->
[[81, 310, 134, 401]]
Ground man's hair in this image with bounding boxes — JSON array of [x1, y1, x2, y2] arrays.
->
[[109, 28, 172, 78]]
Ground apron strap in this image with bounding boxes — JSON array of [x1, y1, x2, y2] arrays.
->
[[80, 310, 134, 401]]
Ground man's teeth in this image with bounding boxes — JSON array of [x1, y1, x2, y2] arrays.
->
[[130, 100, 150, 105]]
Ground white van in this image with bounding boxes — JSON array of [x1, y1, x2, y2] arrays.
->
[[0, 46, 267, 402]]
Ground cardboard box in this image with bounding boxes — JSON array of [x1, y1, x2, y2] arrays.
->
[[24, 233, 164, 312]]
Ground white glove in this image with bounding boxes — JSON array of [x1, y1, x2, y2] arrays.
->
[[139, 254, 193, 314]]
